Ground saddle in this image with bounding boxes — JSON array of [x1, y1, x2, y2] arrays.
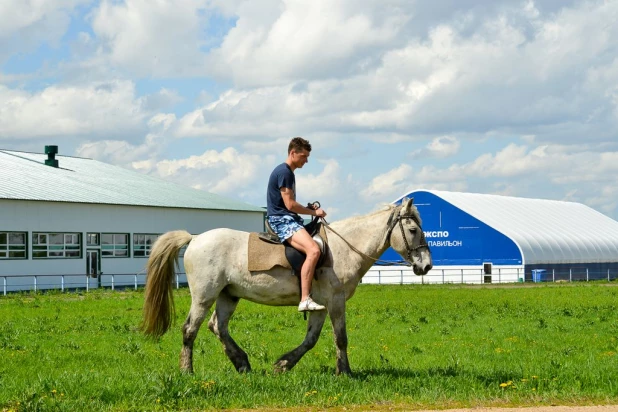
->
[[248, 217, 330, 275]]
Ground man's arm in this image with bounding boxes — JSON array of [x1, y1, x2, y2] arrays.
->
[[281, 187, 326, 217]]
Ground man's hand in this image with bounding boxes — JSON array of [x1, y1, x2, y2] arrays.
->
[[307, 202, 327, 218], [314, 208, 327, 218]]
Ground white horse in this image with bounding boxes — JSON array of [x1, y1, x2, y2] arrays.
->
[[142, 198, 432, 375]]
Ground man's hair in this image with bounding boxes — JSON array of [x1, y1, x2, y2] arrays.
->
[[288, 137, 312, 154]]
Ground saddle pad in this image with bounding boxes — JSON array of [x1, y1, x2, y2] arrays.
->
[[247, 232, 292, 271]]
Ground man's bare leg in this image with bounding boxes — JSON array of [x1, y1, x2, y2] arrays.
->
[[287, 228, 324, 309]]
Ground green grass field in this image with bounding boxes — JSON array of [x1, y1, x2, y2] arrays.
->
[[2, 283, 618, 411]]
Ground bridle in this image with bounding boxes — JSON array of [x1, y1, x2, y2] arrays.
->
[[320, 205, 430, 267], [385, 210, 430, 264]]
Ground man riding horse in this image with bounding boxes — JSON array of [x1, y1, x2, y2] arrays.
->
[[266, 137, 328, 312]]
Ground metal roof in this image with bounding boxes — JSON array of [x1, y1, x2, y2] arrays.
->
[[397, 190, 618, 265], [0, 149, 265, 213]]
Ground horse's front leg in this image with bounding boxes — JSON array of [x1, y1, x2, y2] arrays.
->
[[274, 310, 327, 373], [329, 293, 351, 376]]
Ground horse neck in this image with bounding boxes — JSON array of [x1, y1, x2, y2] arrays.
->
[[328, 208, 393, 265]]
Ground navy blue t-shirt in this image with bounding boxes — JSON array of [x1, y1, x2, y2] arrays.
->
[[267, 163, 297, 217]]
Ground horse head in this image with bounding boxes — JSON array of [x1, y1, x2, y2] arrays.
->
[[388, 197, 433, 275]]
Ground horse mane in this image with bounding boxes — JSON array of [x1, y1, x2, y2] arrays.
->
[[330, 202, 422, 227], [329, 204, 393, 227]]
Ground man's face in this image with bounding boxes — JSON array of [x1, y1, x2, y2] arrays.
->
[[291, 149, 310, 168]]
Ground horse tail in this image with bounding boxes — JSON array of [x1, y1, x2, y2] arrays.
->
[[141, 230, 193, 338]]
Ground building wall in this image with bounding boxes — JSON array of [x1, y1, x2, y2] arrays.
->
[[0, 199, 264, 291], [380, 191, 522, 266]]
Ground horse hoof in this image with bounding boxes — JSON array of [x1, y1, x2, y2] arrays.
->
[[336, 368, 352, 376], [238, 365, 251, 373], [273, 360, 289, 373]]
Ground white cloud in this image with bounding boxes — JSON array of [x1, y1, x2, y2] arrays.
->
[[90, 0, 209, 77], [136, 147, 276, 199], [206, 0, 409, 87], [140, 89, 183, 112], [166, 0, 618, 148], [296, 159, 342, 199], [0, 80, 149, 139], [76, 139, 151, 166], [361, 164, 414, 201], [410, 135, 460, 159], [358, 140, 618, 218], [74, 112, 176, 165], [0, 0, 88, 63]]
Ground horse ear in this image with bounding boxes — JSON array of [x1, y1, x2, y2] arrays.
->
[[400, 197, 412, 213]]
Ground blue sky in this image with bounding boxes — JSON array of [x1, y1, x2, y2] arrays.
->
[[1, 0, 618, 220]]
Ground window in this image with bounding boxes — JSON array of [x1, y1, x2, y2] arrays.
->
[[133, 234, 160, 257], [87, 233, 100, 246], [33, 232, 81, 258], [0, 232, 27, 259], [102, 233, 129, 257]]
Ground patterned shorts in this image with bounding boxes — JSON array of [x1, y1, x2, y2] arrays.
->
[[267, 214, 305, 243]]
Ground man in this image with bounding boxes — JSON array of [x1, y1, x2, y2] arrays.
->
[[266, 137, 328, 312]]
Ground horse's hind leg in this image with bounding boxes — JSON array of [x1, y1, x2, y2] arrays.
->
[[328, 294, 352, 375], [274, 310, 327, 373], [208, 291, 251, 373], [180, 298, 216, 373]]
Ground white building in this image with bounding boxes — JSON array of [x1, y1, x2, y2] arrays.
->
[[0, 147, 265, 293], [364, 190, 618, 284]]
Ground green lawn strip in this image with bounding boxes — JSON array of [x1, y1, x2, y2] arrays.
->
[[1, 284, 617, 410]]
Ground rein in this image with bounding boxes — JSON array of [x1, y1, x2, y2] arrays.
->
[[320, 207, 429, 267]]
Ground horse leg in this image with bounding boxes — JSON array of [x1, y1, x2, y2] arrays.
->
[[208, 292, 251, 373], [274, 310, 327, 373], [180, 298, 216, 373], [329, 294, 352, 376]]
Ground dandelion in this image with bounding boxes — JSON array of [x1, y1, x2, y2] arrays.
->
[[532, 375, 538, 379], [500, 383, 508, 388], [201, 380, 216, 390]]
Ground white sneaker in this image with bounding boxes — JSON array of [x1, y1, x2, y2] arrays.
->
[[298, 297, 326, 312]]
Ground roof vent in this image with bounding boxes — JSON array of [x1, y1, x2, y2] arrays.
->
[[44, 145, 59, 168]]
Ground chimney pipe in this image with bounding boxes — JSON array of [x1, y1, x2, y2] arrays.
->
[[45, 145, 59, 168]]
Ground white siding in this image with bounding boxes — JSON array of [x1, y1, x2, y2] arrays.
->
[[0, 199, 264, 290]]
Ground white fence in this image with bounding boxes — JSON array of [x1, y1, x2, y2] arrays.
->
[[1, 273, 187, 295], [363, 266, 524, 285], [3, 265, 617, 294], [362, 265, 618, 285]]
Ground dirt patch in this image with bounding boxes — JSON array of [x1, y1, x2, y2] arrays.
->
[[412, 406, 618, 412], [243, 404, 618, 412]]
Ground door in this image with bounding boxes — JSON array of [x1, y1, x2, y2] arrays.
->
[[86, 249, 100, 278], [483, 262, 492, 283]]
